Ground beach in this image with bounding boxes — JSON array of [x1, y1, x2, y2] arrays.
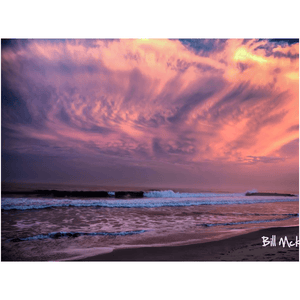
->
[[77, 226, 299, 261], [1, 189, 298, 261]]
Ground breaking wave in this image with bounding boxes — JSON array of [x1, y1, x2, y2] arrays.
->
[[1, 195, 298, 211], [143, 190, 241, 198]]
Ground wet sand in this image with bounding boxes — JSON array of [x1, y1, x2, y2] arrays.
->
[[76, 226, 299, 261]]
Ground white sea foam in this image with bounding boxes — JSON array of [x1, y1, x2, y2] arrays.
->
[[144, 190, 241, 198], [1, 195, 298, 211], [245, 189, 258, 194]]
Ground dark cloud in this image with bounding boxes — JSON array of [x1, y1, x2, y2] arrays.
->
[[178, 39, 227, 55], [271, 51, 299, 60], [242, 87, 270, 102], [168, 90, 217, 124], [219, 82, 250, 105], [136, 113, 166, 128], [245, 155, 286, 164], [152, 138, 167, 158], [267, 39, 299, 45], [1, 82, 33, 125], [123, 68, 150, 104], [276, 139, 299, 158], [1, 39, 30, 50], [237, 62, 249, 72], [287, 125, 299, 132], [81, 125, 115, 135], [253, 39, 299, 60], [57, 107, 71, 123], [167, 141, 196, 155]]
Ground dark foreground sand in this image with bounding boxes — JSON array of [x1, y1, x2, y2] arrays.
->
[[77, 226, 299, 261]]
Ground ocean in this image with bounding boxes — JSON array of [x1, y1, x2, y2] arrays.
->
[[1, 190, 299, 261]]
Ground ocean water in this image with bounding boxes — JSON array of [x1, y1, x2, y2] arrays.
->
[[1, 190, 299, 261]]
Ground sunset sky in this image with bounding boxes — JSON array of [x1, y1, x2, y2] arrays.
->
[[1, 39, 299, 192]]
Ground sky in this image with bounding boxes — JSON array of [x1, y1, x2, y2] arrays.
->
[[1, 39, 299, 192]]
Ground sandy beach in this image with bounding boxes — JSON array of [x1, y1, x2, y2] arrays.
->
[[76, 226, 299, 261]]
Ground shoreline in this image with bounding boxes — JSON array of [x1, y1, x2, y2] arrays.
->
[[75, 226, 299, 261]]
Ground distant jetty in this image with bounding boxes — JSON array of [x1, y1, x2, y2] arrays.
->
[[245, 192, 296, 197], [2, 190, 144, 199]]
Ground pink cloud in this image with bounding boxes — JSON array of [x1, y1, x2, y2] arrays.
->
[[2, 39, 298, 190]]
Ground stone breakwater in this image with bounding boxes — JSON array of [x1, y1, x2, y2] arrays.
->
[[1, 190, 144, 198], [245, 192, 296, 197]]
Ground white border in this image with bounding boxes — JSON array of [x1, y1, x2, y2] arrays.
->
[[1, 1, 299, 300]]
